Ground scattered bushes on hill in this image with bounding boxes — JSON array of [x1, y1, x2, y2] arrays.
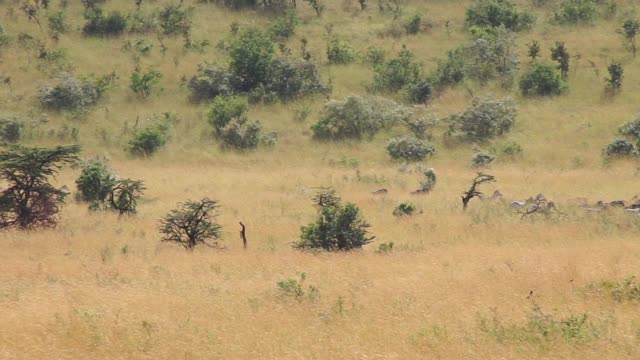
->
[[312, 96, 409, 141], [156, 3, 193, 36], [127, 113, 174, 157], [38, 72, 111, 110], [387, 135, 436, 162], [130, 68, 163, 98], [0, 117, 24, 143], [228, 28, 275, 91], [373, 45, 422, 93], [295, 188, 374, 251], [83, 7, 127, 36], [519, 64, 568, 96], [207, 95, 273, 149], [447, 97, 517, 142], [159, 198, 222, 250]]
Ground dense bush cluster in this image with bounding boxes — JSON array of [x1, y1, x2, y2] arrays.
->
[[519, 64, 568, 96], [447, 97, 517, 142], [38, 73, 111, 110], [373, 46, 422, 93], [188, 64, 237, 102], [128, 113, 175, 157], [312, 96, 409, 141], [207, 95, 274, 149], [604, 139, 637, 158], [386, 135, 436, 162], [76, 159, 145, 213], [465, 0, 535, 31], [327, 37, 355, 64], [0, 117, 24, 143], [554, 0, 598, 25], [471, 152, 496, 168], [83, 8, 127, 36]]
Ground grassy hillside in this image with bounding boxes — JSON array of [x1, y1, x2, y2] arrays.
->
[[1, 0, 640, 358]]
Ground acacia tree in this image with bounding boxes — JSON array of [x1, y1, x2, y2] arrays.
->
[[0, 145, 80, 228], [108, 179, 145, 215], [159, 198, 222, 250], [620, 19, 639, 57]]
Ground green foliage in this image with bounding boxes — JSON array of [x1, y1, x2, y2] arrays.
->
[[393, 202, 416, 216], [420, 168, 437, 192], [129, 68, 162, 98], [618, 114, 640, 141], [471, 152, 496, 168], [554, 0, 597, 25], [156, 4, 193, 36], [365, 46, 386, 64], [550, 41, 570, 79], [259, 57, 326, 101], [519, 64, 568, 96], [47, 11, 67, 35], [605, 62, 623, 95], [620, 18, 639, 57], [403, 110, 438, 139], [0, 117, 24, 143], [327, 37, 355, 65], [38, 72, 111, 110], [208, 95, 249, 135], [405, 80, 432, 104], [386, 135, 436, 162], [83, 7, 127, 36], [490, 141, 523, 158], [188, 63, 237, 102], [447, 97, 517, 142], [75, 158, 116, 208], [586, 276, 640, 302], [159, 198, 222, 250], [295, 189, 373, 251], [465, 0, 534, 31], [464, 27, 519, 85], [312, 96, 409, 141], [276, 273, 319, 301], [428, 48, 465, 91], [404, 13, 422, 35], [0, 145, 80, 228], [373, 45, 422, 92], [108, 179, 145, 215], [228, 28, 275, 91], [604, 139, 637, 157], [270, 11, 298, 40], [376, 242, 395, 253], [127, 115, 172, 157]]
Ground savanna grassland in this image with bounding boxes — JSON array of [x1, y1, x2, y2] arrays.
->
[[1, 0, 640, 358]]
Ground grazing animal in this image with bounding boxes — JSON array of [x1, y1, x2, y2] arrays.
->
[[371, 188, 388, 195], [511, 201, 526, 208]]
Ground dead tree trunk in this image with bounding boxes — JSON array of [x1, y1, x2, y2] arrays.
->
[[461, 173, 496, 210], [239, 222, 247, 249]]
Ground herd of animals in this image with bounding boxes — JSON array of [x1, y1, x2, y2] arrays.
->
[[370, 188, 640, 217]]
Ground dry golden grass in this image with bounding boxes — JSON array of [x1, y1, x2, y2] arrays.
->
[[1, 0, 640, 358]]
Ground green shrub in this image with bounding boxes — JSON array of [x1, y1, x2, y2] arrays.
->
[[404, 110, 438, 139], [188, 63, 237, 102], [128, 12, 157, 34], [83, 8, 127, 36], [404, 14, 422, 34], [159, 198, 222, 249], [38, 72, 111, 110], [312, 96, 409, 141], [327, 37, 355, 64], [208, 95, 249, 135], [471, 152, 496, 168], [373, 45, 422, 92], [604, 139, 637, 157], [228, 28, 275, 91], [393, 202, 417, 216], [0, 117, 24, 143], [276, 273, 318, 301], [376, 242, 395, 253], [47, 11, 67, 35], [207, 95, 272, 149], [554, 0, 597, 25], [465, 0, 534, 31], [428, 48, 465, 91], [218, 117, 264, 149], [618, 115, 640, 141], [295, 189, 373, 251], [387, 135, 436, 162], [420, 168, 437, 192], [129, 68, 162, 98], [464, 27, 519, 85], [586, 276, 640, 302], [108, 179, 145, 215], [519, 64, 568, 96], [447, 97, 517, 142], [605, 62, 623, 95], [75, 158, 116, 209], [260, 58, 326, 101], [405, 80, 432, 104], [365, 46, 386, 64], [270, 11, 298, 40], [156, 4, 193, 36], [490, 141, 523, 158], [127, 114, 173, 157]]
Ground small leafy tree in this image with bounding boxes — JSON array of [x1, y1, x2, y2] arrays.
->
[[404, 14, 423, 35], [386, 135, 436, 162], [326, 37, 355, 65], [260, 57, 326, 101], [188, 63, 237, 102], [447, 97, 517, 142], [471, 152, 496, 168], [519, 64, 568, 96], [83, 7, 127, 36], [108, 179, 145, 215], [75, 158, 116, 210], [295, 189, 374, 251], [47, 11, 67, 36], [159, 198, 222, 250], [0, 145, 80, 228], [393, 202, 417, 216], [465, 0, 534, 31], [130, 68, 162, 98], [270, 11, 298, 40], [605, 62, 623, 95], [550, 42, 570, 79], [228, 28, 275, 91], [419, 168, 437, 192], [0, 117, 24, 143], [156, 3, 193, 36], [128, 115, 172, 157], [373, 45, 422, 92], [207, 95, 271, 149], [604, 139, 637, 158], [428, 48, 466, 91], [618, 114, 640, 142], [554, 0, 597, 25], [527, 40, 541, 63], [208, 95, 249, 135], [464, 27, 520, 85], [620, 19, 639, 57]]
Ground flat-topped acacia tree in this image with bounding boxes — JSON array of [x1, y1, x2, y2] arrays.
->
[[0, 145, 80, 228]]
